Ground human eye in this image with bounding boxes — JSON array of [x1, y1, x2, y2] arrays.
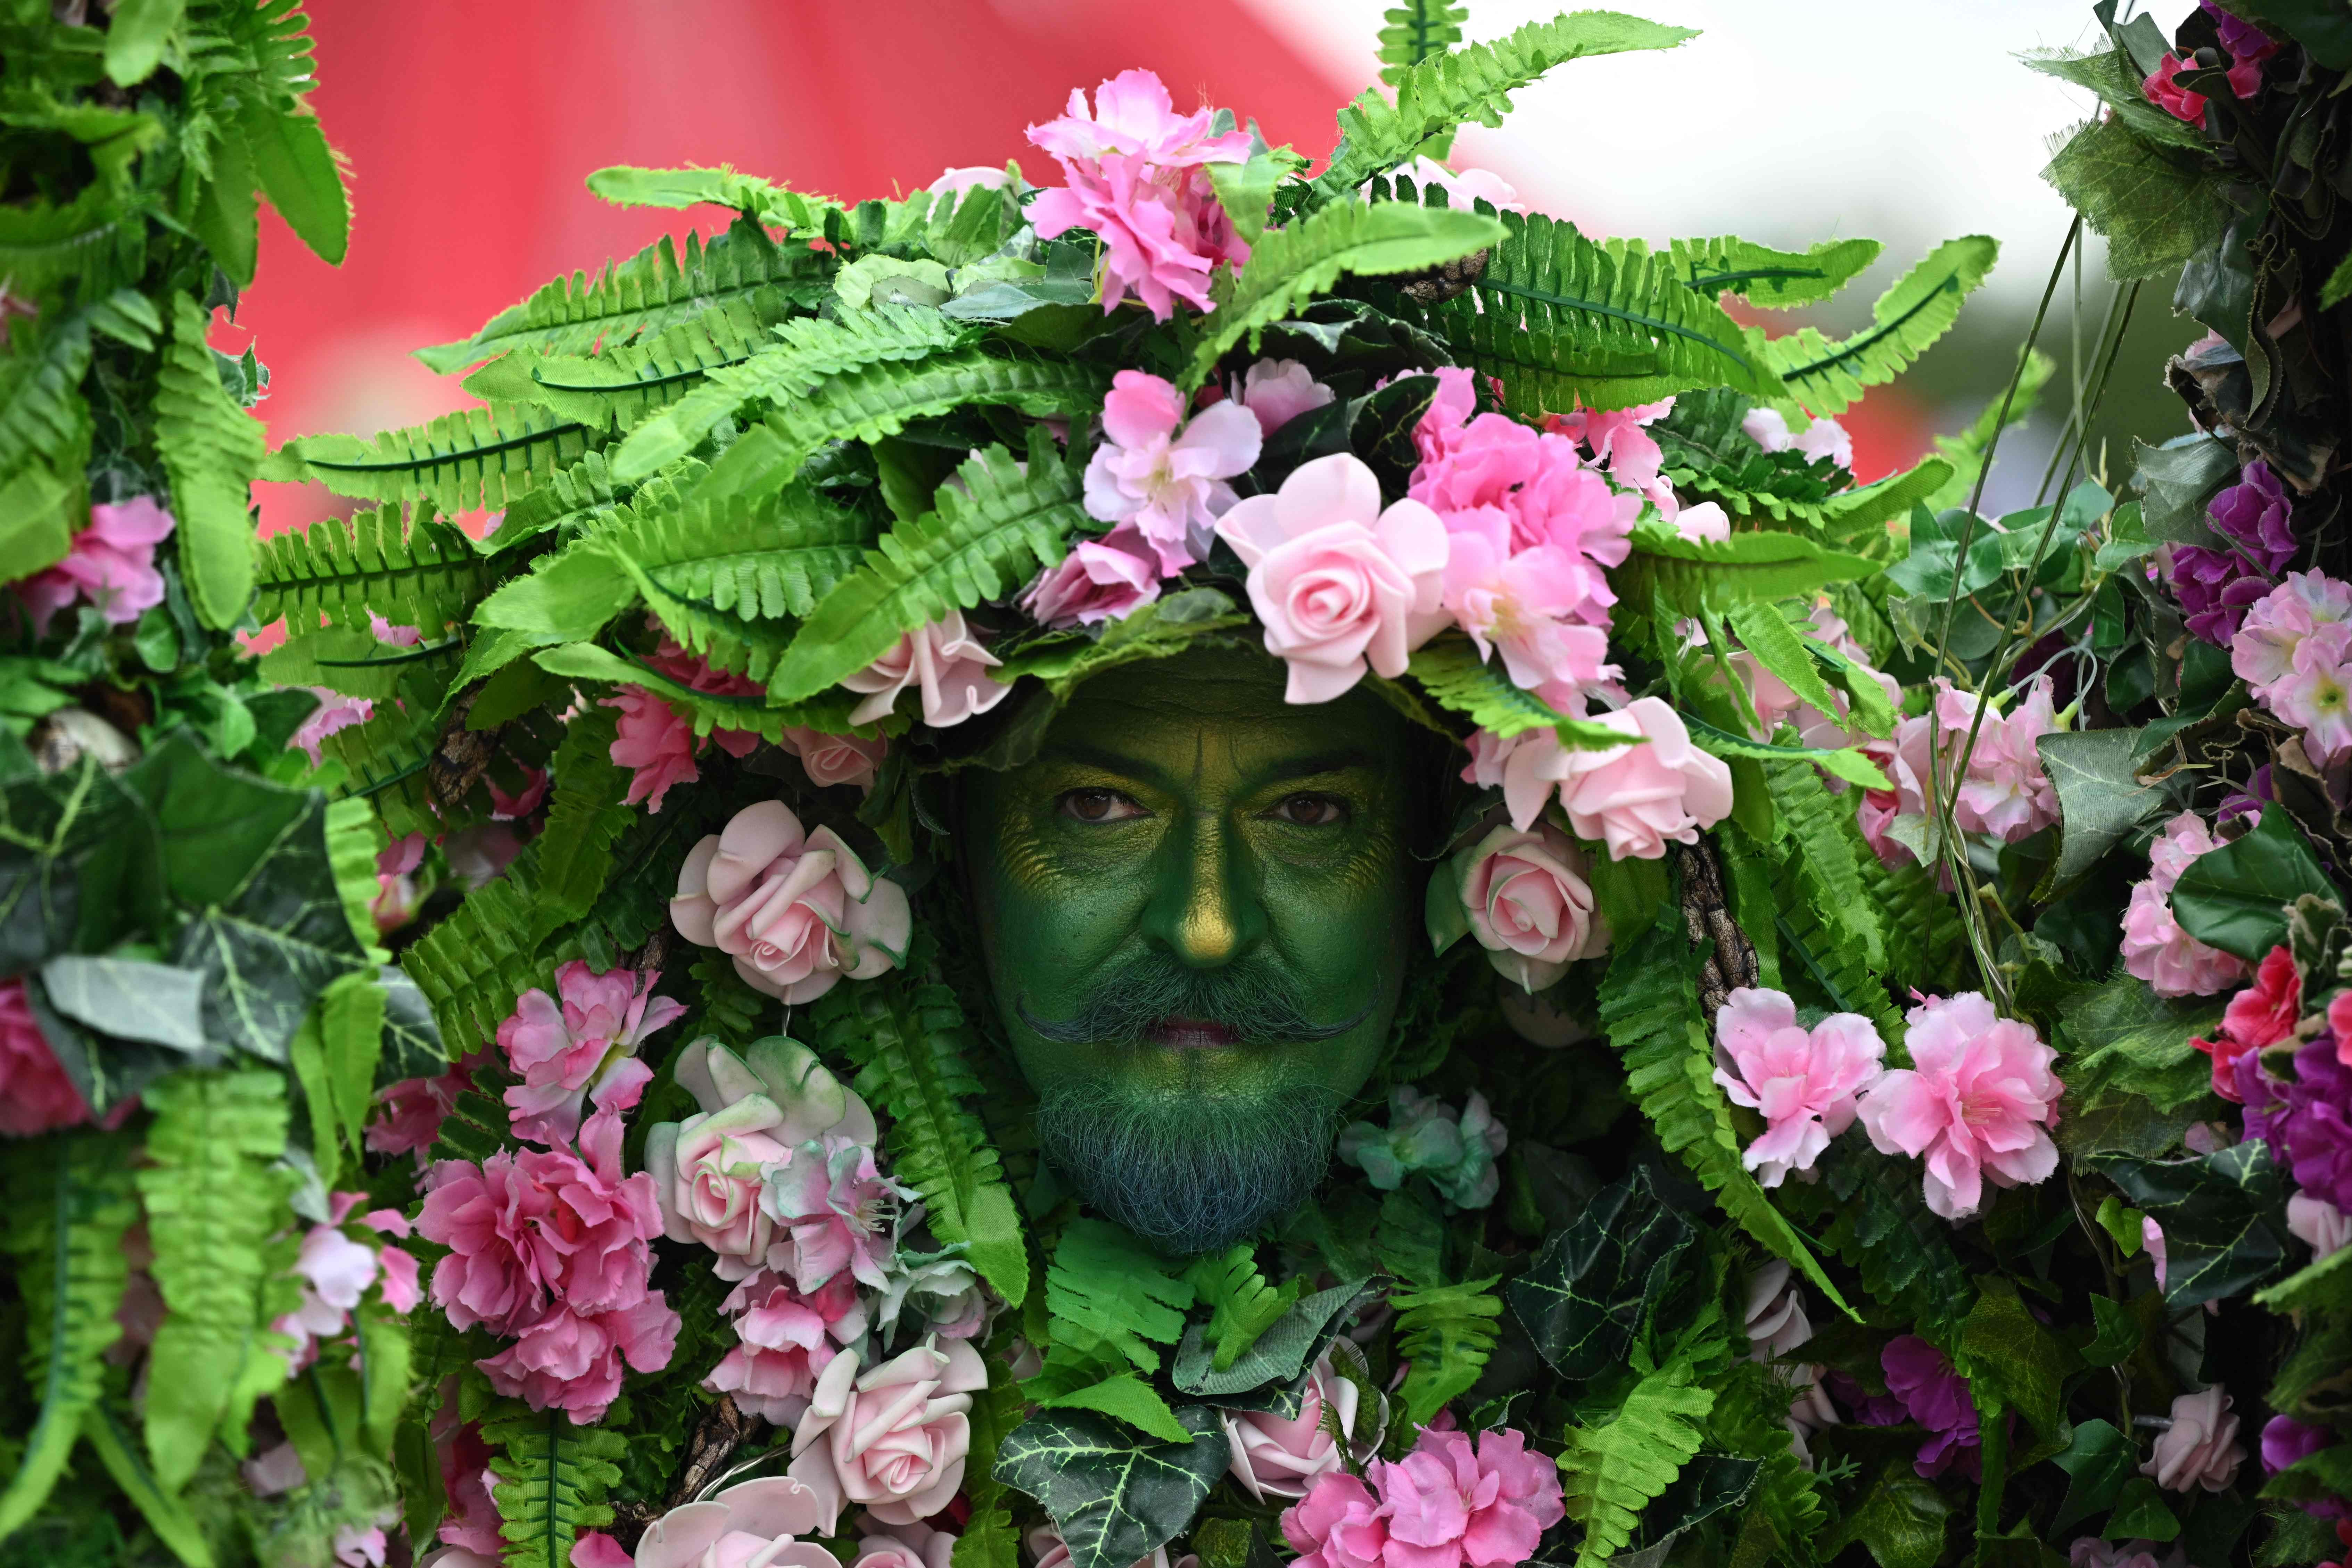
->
[[1265, 792, 1350, 827], [1056, 787, 1150, 824]]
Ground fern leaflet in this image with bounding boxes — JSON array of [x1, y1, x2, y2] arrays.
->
[[399, 849, 560, 1052], [483, 1405, 627, 1568], [1558, 1360, 1715, 1568], [527, 705, 634, 946], [468, 293, 792, 435], [1776, 1145, 1972, 1344], [1185, 1246, 1304, 1373], [322, 668, 445, 841], [1762, 759, 1885, 973], [1035, 1217, 1194, 1371], [1752, 237, 1998, 416], [1391, 1278, 1504, 1426], [263, 400, 596, 515], [601, 481, 875, 620], [157, 294, 266, 628], [1406, 636, 1640, 745], [0, 312, 92, 484], [1665, 235, 1881, 310], [1378, 1, 1470, 88], [758, 351, 1111, 482], [253, 505, 497, 633]]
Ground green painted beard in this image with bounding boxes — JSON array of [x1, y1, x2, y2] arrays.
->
[[960, 644, 1425, 1253]]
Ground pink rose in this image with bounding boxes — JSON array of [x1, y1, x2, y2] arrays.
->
[[787, 1340, 987, 1526], [1713, 987, 1887, 1186], [1743, 408, 1793, 452], [849, 1522, 957, 1568], [1215, 452, 1449, 703], [497, 960, 683, 1145], [1232, 358, 1337, 437], [479, 1289, 680, 1422], [1549, 698, 1735, 861], [1082, 370, 1262, 573], [841, 610, 1010, 728], [0, 978, 90, 1136], [2143, 1387, 2243, 1493], [779, 727, 887, 793], [671, 800, 913, 1003], [635, 1475, 840, 1568], [1446, 820, 1608, 991], [1224, 1355, 1375, 1503], [14, 496, 174, 635], [1856, 992, 2062, 1220], [704, 1270, 860, 1425], [1021, 522, 1162, 629]]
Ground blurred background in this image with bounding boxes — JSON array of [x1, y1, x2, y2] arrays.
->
[[239, 0, 2203, 539]]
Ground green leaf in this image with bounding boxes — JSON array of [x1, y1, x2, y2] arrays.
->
[[1669, 234, 1883, 309], [104, 0, 187, 84], [1405, 636, 1638, 745], [82, 1402, 216, 1568], [2087, 1143, 2291, 1309], [1377, 0, 1470, 87], [1043, 1218, 1195, 1371], [0, 302, 93, 494], [1391, 1277, 1504, 1425], [1958, 1276, 2074, 1438], [138, 1070, 302, 1490], [1186, 199, 1504, 386], [2057, 972, 2226, 1118], [1183, 1245, 1304, 1373], [1506, 1165, 1697, 1379], [1616, 521, 1879, 615], [1685, 712, 1891, 791], [584, 164, 846, 232], [2253, 1232, 2352, 1310], [2042, 115, 2230, 282], [1754, 236, 1999, 417], [769, 428, 1087, 702], [254, 505, 496, 634], [2171, 809, 2337, 962], [238, 100, 349, 267], [2039, 728, 2171, 886], [2051, 1418, 2138, 1533], [1170, 1277, 1376, 1402], [1763, 758, 1889, 971], [397, 851, 561, 1053], [1777, 1141, 1972, 1341], [466, 295, 793, 435], [997, 1404, 1230, 1568], [1317, 11, 1697, 195], [158, 294, 265, 629], [2101, 1478, 2181, 1543], [1834, 1459, 1953, 1568], [262, 401, 595, 515], [482, 1404, 628, 1568], [1558, 1358, 1715, 1568], [473, 538, 638, 640], [0, 463, 76, 585], [1038, 1374, 1191, 1444], [1207, 142, 1290, 250], [37, 955, 207, 1050], [527, 705, 633, 945], [2133, 435, 2237, 547], [757, 350, 1109, 482]]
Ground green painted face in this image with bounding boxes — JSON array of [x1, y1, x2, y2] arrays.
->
[[959, 644, 1423, 1251]]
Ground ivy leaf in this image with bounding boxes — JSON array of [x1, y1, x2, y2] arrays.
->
[[2086, 1143, 2291, 1308], [2042, 115, 2231, 282], [998, 1405, 1230, 1568], [2056, 973, 2222, 1117], [2051, 1418, 2137, 1533], [1833, 1459, 1954, 1568], [2101, 1477, 2181, 1543], [1958, 1276, 2074, 1438], [1506, 1165, 1696, 1379], [2171, 810, 2339, 962], [1171, 1277, 1376, 1403], [2131, 436, 2236, 547], [37, 955, 207, 1051], [2038, 728, 2172, 886]]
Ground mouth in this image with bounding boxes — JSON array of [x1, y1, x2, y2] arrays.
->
[[1143, 1016, 1244, 1049]]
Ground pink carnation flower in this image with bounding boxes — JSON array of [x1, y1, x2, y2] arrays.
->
[[1410, 414, 1638, 595], [1856, 992, 2063, 1220], [366, 1057, 478, 1164], [497, 960, 685, 1145], [478, 1291, 679, 1423], [1021, 522, 1162, 629], [1214, 452, 1450, 704], [2122, 880, 2250, 998], [670, 800, 914, 1003], [604, 637, 765, 811], [1231, 358, 1337, 438], [15, 497, 174, 635], [2231, 572, 2352, 761], [704, 1270, 859, 1426], [1083, 370, 1262, 573], [0, 978, 91, 1137], [1281, 1425, 1563, 1568], [841, 609, 1010, 728], [1026, 69, 1253, 320], [1548, 698, 1736, 861], [1713, 987, 1888, 1186], [1940, 677, 2061, 841]]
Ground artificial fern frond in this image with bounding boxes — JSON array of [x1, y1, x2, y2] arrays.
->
[[1035, 1218, 1194, 1370], [1776, 1145, 1971, 1344], [630, 568, 797, 683], [1185, 198, 1503, 386], [1708, 1362, 1830, 1568], [1427, 208, 1784, 413], [768, 427, 1084, 702], [253, 506, 497, 632], [810, 965, 1032, 1306], [526, 705, 633, 946], [1761, 759, 1885, 974], [1664, 235, 1882, 310], [1407, 635, 1643, 745], [0, 1136, 138, 1539], [1317, 11, 1696, 196], [483, 1405, 627, 1568], [157, 293, 266, 628], [399, 848, 559, 1051], [1857, 841, 1970, 997], [137, 1070, 303, 1491], [612, 303, 968, 481], [322, 669, 447, 840], [0, 186, 141, 307], [1558, 1360, 1715, 1568], [757, 350, 1109, 484], [263, 401, 596, 515], [0, 314, 92, 484], [1391, 1278, 1504, 1426], [469, 295, 791, 435], [1751, 236, 1998, 416], [1185, 1247, 1304, 1374], [598, 481, 875, 620], [415, 220, 821, 375], [1378, 1, 1470, 88], [587, 163, 846, 237]]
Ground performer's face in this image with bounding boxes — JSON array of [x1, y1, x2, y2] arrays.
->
[[962, 645, 1420, 1253]]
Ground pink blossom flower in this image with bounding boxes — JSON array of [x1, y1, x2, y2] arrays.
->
[[435, 1421, 502, 1558], [1939, 677, 2062, 841], [1441, 519, 1616, 710], [1026, 70, 1253, 320], [841, 610, 1011, 728], [366, 1057, 477, 1164], [419, 1552, 501, 1568], [704, 1271, 860, 1426], [271, 1214, 382, 1370], [1396, 157, 1528, 214], [760, 1135, 908, 1293], [1548, 399, 1673, 514], [1410, 415, 1638, 594], [1548, 698, 1736, 860], [1856, 992, 2062, 1220], [2144, 1387, 2243, 1492], [787, 1340, 988, 1526], [1083, 369, 1262, 573], [2290, 1192, 2352, 1259], [2233, 570, 2352, 698], [333, 1525, 389, 1568], [0, 978, 90, 1137], [418, 1108, 667, 1336], [1674, 501, 1730, 544], [1215, 452, 1450, 703], [779, 726, 888, 793], [478, 1291, 679, 1423], [497, 960, 685, 1145], [14, 497, 174, 634], [670, 800, 913, 1003], [1793, 417, 1853, 469], [1021, 522, 1162, 629], [608, 687, 707, 813], [1713, 987, 1888, 1186], [1446, 820, 1608, 991], [489, 767, 549, 819], [291, 692, 373, 766], [2143, 1216, 2170, 1291], [1411, 369, 1482, 465], [2195, 943, 2302, 1103], [1282, 1426, 1563, 1568], [1232, 358, 1337, 437], [1282, 1472, 1391, 1568], [373, 832, 426, 931], [2145, 55, 2208, 123], [1224, 1355, 1376, 1503], [571, 1536, 634, 1568], [2122, 879, 2248, 999], [850, 1521, 957, 1568], [1462, 727, 1568, 835], [1742, 407, 1793, 453]]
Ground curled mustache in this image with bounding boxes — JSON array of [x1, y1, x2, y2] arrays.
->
[[1015, 953, 1371, 1046]]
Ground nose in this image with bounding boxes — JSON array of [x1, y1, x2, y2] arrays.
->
[[1143, 808, 1263, 968]]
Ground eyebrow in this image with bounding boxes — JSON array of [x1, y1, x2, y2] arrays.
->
[[1039, 742, 1381, 789]]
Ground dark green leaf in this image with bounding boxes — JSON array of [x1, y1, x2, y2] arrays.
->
[[1834, 1459, 1953, 1568], [2052, 1418, 2136, 1532], [37, 956, 207, 1051], [1171, 1278, 1376, 1402], [2132, 437, 2237, 548], [997, 1405, 1230, 1568], [2038, 728, 2172, 885], [2102, 1477, 2181, 1543], [1505, 1166, 1696, 1379], [2086, 1143, 2290, 1308], [1958, 1276, 2073, 1438], [2171, 810, 2338, 962]]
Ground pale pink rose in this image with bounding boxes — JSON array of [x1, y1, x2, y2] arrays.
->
[[2143, 1387, 2243, 1493], [928, 166, 1008, 195], [1450, 820, 1607, 991], [704, 1271, 860, 1426], [1441, 518, 1616, 709], [290, 691, 374, 766], [1021, 522, 1162, 629], [478, 1291, 679, 1423], [1083, 370, 1262, 573], [1232, 358, 1336, 437], [1216, 452, 1450, 704], [2121, 879, 2248, 999], [0, 978, 90, 1137], [497, 960, 684, 1145], [841, 610, 1010, 728], [1743, 1260, 1814, 1361], [1856, 993, 2063, 1220], [1713, 988, 1887, 1186], [2231, 570, 2352, 698], [1224, 1355, 1375, 1503], [1793, 417, 1854, 469], [1674, 501, 1731, 544], [635, 1476, 840, 1568], [851, 1522, 958, 1568], [372, 832, 426, 932], [780, 727, 888, 793], [2066, 1542, 2163, 1568], [1742, 407, 1794, 453], [787, 1340, 987, 1526], [2288, 1192, 2352, 1258], [670, 800, 913, 1003], [1549, 698, 1735, 861], [651, 1096, 791, 1266], [2143, 1216, 2169, 1291], [15, 496, 174, 634], [760, 1136, 908, 1293], [1395, 156, 1528, 213]]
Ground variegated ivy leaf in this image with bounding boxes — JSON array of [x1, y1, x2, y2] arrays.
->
[[1171, 1277, 1378, 1407], [997, 1405, 1229, 1568], [1507, 1166, 1697, 1380]]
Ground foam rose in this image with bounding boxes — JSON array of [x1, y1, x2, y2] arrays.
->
[[1223, 1355, 1375, 1502], [1216, 452, 1449, 704], [780, 726, 888, 792], [787, 1340, 987, 1526], [2143, 1387, 2244, 1493], [842, 609, 1010, 728], [634, 1475, 840, 1568], [1548, 698, 1735, 860], [1021, 522, 1162, 629], [671, 800, 913, 1003], [1444, 820, 1608, 991], [850, 1521, 957, 1568]]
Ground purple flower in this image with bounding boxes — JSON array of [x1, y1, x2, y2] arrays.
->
[[2210, 461, 2296, 574], [2266, 1043, 2352, 1212], [2201, 0, 2280, 98], [1823, 1369, 1906, 1427], [2261, 1413, 2350, 1519], [2172, 546, 2277, 645], [1883, 1335, 1983, 1480]]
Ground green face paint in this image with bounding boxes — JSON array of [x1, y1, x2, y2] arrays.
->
[[961, 645, 1423, 1249]]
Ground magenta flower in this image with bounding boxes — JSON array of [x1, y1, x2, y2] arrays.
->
[[477, 1291, 679, 1423], [841, 610, 1010, 728], [1020, 523, 1162, 629], [759, 1135, 909, 1293], [1712, 987, 1887, 1186], [497, 960, 685, 1145], [1856, 993, 2062, 1220], [1026, 69, 1253, 320], [14, 497, 174, 635], [2211, 461, 2295, 573], [1882, 1335, 1981, 1480], [2204, 0, 2279, 97], [2243, 1040, 2352, 1214], [0, 978, 90, 1137], [1083, 369, 1262, 573], [2170, 545, 2274, 646], [2145, 55, 2207, 123], [1231, 358, 1337, 438], [1280, 1426, 1563, 1568]]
